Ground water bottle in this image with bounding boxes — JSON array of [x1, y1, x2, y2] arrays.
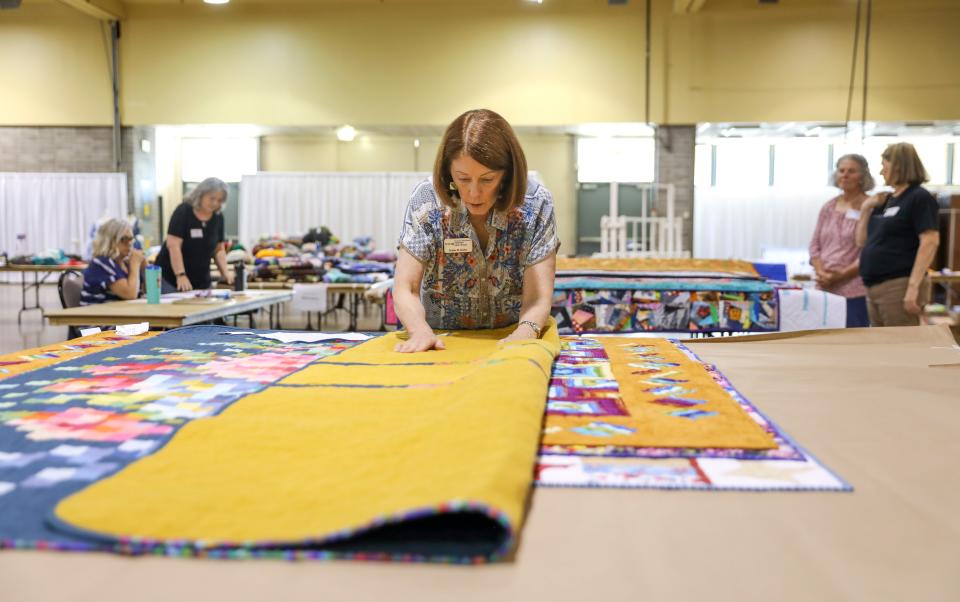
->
[[145, 265, 162, 304], [234, 261, 246, 292]]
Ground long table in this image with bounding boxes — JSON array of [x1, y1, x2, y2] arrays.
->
[[44, 290, 292, 329], [0, 264, 85, 323], [218, 281, 374, 330], [0, 325, 957, 601]]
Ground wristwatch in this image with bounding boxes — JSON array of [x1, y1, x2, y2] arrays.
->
[[176, 272, 186, 277], [519, 320, 542, 338]]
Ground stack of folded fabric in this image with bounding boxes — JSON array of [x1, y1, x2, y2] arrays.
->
[[248, 232, 399, 285]]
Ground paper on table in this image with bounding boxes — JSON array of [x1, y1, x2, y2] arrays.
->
[[79, 327, 102, 337], [223, 331, 372, 343], [292, 283, 329, 313], [115, 322, 149, 336]]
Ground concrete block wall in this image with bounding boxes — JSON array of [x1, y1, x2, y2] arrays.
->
[[0, 126, 136, 214], [654, 125, 696, 255]]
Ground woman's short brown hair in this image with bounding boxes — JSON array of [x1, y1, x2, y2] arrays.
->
[[433, 109, 527, 211], [881, 143, 929, 187]]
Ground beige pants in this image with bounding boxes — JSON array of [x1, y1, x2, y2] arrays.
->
[[865, 276, 928, 327]]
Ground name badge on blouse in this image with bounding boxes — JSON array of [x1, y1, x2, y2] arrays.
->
[[883, 206, 900, 218], [190, 228, 204, 239], [844, 208, 861, 220], [443, 238, 473, 254]]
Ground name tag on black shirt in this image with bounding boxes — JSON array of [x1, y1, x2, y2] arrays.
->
[[190, 228, 204, 238]]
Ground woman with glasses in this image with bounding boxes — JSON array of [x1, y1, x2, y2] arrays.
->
[[80, 219, 144, 305], [156, 177, 234, 292]]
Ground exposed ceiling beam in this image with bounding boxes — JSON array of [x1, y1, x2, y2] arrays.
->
[[57, 0, 126, 21], [673, 0, 707, 14]]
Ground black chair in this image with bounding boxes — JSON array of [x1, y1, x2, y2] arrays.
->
[[57, 270, 84, 339]]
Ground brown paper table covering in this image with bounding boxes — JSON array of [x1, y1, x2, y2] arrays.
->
[[1, 325, 958, 602]]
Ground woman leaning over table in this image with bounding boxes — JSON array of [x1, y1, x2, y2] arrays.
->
[[155, 177, 234, 293], [393, 108, 560, 353], [808, 154, 873, 327], [80, 218, 144, 305], [855, 143, 940, 326]]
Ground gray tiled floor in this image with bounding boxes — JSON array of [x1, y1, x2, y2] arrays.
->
[[0, 283, 385, 355]]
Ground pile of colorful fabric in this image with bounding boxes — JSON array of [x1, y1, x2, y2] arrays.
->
[[7, 249, 85, 267], [249, 232, 396, 284]]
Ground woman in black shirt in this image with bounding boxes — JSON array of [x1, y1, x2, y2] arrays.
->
[[156, 177, 234, 292], [855, 143, 940, 326]]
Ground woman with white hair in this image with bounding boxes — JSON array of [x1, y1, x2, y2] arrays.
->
[[80, 218, 144, 305], [156, 177, 234, 292], [809, 154, 874, 327]]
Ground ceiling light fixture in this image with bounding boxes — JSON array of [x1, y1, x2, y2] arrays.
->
[[336, 125, 356, 142], [204, 0, 230, 5]]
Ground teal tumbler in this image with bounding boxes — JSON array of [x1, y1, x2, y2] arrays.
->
[[145, 265, 162, 304]]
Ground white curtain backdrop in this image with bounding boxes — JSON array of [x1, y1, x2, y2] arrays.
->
[[0, 172, 127, 282], [239, 172, 431, 251], [693, 186, 839, 260]]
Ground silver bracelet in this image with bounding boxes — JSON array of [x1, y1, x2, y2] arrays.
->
[[518, 320, 542, 338]]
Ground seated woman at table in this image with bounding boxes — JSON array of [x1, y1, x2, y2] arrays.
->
[[156, 177, 234, 293], [393, 108, 560, 353], [80, 218, 144, 305], [808, 153, 873, 327]]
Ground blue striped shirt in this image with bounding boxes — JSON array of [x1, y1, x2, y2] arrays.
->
[[80, 256, 128, 305]]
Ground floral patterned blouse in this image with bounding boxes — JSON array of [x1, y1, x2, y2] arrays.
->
[[398, 178, 560, 330], [808, 197, 867, 299]]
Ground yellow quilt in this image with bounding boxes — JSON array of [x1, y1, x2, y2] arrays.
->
[[53, 323, 560, 560], [542, 337, 776, 450]]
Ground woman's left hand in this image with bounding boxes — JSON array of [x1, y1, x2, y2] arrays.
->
[[498, 324, 538, 345], [903, 285, 922, 315], [816, 270, 838, 288], [223, 272, 235, 286]]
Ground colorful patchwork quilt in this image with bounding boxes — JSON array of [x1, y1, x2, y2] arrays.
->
[[551, 257, 780, 334], [551, 286, 779, 334], [0, 325, 848, 565], [0, 324, 558, 563], [536, 337, 850, 491], [553, 258, 778, 334]]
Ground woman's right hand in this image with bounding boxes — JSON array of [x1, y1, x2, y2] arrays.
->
[[861, 193, 885, 213], [128, 249, 145, 266], [176, 274, 193, 292], [394, 330, 445, 353]]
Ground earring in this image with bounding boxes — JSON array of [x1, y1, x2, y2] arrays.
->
[[448, 181, 456, 191]]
